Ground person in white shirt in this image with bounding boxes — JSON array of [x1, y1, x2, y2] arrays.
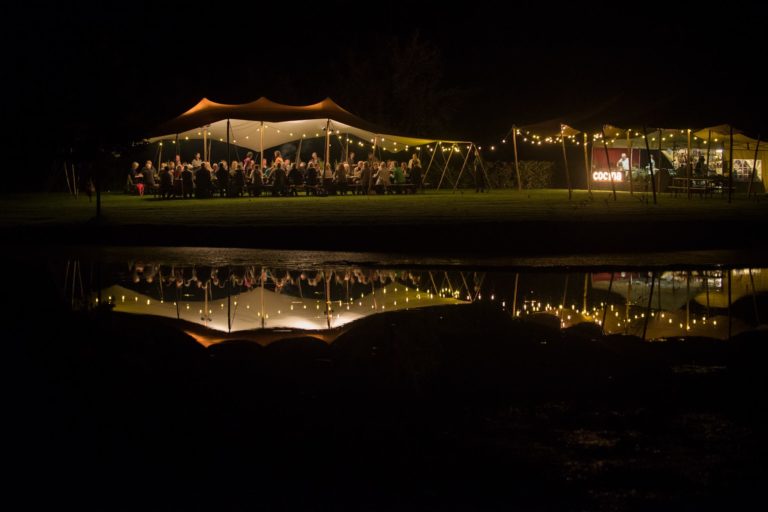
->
[[617, 153, 629, 171]]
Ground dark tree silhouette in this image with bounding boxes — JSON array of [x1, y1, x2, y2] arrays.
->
[[332, 33, 463, 137]]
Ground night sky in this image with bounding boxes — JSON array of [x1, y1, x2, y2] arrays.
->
[[5, 1, 766, 164]]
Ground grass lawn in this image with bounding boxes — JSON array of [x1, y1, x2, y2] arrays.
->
[[2, 189, 767, 228]]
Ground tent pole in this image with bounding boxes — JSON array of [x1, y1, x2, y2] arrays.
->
[[437, 144, 455, 190], [443, 146, 460, 190], [686, 271, 690, 331], [641, 272, 655, 341], [600, 272, 614, 335], [657, 129, 663, 196], [260, 266, 265, 329], [202, 126, 207, 162], [423, 141, 440, 187], [175, 134, 179, 158], [95, 163, 101, 217], [453, 143, 473, 191], [477, 147, 492, 190], [627, 130, 633, 195], [446, 146, 463, 189], [561, 273, 569, 310], [512, 126, 522, 191], [157, 141, 163, 174], [583, 133, 591, 196], [747, 135, 761, 198], [749, 268, 760, 324], [226, 119, 231, 168], [64, 162, 72, 195], [600, 127, 617, 201], [324, 269, 331, 330], [705, 129, 712, 173], [512, 273, 519, 317], [73, 164, 78, 199], [296, 136, 303, 165], [324, 119, 331, 178], [227, 270, 231, 333], [727, 268, 732, 340], [371, 136, 377, 162], [560, 127, 572, 200], [369, 136, 377, 195], [687, 129, 692, 198], [728, 126, 734, 204], [345, 133, 349, 163], [259, 121, 264, 172], [642, 126, 657, 204]]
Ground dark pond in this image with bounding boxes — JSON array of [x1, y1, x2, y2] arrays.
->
[[7, 247, 768, 511]]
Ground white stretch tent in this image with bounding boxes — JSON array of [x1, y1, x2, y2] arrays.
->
[[101, 283, 467, 333], [148, 97, 468, 154]]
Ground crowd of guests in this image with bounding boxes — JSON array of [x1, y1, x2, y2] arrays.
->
[[128, 149, 425, 199]]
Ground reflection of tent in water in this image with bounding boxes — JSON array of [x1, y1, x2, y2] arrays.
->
[[693, 269, 768, 308], [100, 282, 467, 333], [591, 269, 768, 311], [565, 269, 765, 339], [591, 271, 707, 311]]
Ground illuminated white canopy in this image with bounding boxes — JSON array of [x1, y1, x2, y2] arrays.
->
[[148, 97, 469, 154], [101, 283, 467, 333]]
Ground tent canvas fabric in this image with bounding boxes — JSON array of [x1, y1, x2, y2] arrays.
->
[[101, 284, 467, 333], [148, 97, 468, 154]]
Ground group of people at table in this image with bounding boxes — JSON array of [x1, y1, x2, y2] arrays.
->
[[128, 150, 425, 198]]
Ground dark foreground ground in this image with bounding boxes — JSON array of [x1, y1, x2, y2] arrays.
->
[[3, 191, 768, 255], [8, 273, 768, 511]]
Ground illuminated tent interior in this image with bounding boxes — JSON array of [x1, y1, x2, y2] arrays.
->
[[506, 119, 764, 194], [148, 97, 469, 155], [589, 125, 765, 181]]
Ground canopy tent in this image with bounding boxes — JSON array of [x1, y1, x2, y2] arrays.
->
[[507, 115, 765, 201], [100, 283, 467, 334], [589, 124, 765, 197], [148, 96, 470, 159], [508, 120, 582, 197]]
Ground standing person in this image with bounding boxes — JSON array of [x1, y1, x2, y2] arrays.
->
[[410, 161, 423, 192], [408, 152, 420, 170], [191, 152, 203, 169], [242, 151, 254, 171], [617, 153, 629, 172], [358, 161, 372, 195]]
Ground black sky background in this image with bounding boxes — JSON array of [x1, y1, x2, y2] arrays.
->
[[4, 1, 766, 167]]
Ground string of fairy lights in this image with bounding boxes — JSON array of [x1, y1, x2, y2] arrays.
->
[[476, 126, 730, 153], [156, 123, 475, 156], [94, 271, 749, 339]]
